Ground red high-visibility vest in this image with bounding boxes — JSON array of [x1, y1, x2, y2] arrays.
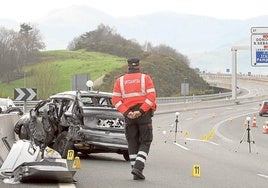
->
[[112, 72, 156, 115]]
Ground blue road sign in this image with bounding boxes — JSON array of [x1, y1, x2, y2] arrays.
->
[[256, 51, 268, 63]]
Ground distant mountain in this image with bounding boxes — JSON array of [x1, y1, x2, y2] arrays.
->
[[1, 5, 268, 74]]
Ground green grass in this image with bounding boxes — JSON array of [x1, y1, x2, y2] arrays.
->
[[0, 50, 126, 99]]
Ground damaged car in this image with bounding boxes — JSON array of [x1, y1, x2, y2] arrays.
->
[[0, 97, 23, 115], [14, 90, 129, 161]]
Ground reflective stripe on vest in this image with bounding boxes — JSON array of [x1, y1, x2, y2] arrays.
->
[[114, 100, 123, 109], [145, 98, 154, 107], [147, 88, 155, 93], [120, 73, 146, 98], [112, 92, 121, 97]]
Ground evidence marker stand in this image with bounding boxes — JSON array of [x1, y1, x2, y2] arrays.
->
[[174, 112, 180, 143], [235, 117, 258, 153]]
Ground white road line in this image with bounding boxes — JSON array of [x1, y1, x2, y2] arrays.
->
[[174, 142, 190, 150], [213, 112, 255, 143], [257, 174, 268, 179], [59, 183, 76, 188], [185, 138, 219, 146]]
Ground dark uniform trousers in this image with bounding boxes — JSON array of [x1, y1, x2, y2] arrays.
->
[[125, 109, 153, 171]]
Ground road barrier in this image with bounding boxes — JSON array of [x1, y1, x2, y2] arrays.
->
[[12, 91, 234, 113], [156, 92, 232, 104], [263, 122, 268, 134], [0, 114, 21, 165], [252, 115, 257, 127]]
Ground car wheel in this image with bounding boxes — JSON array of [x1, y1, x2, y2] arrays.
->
[[123, 151, 130, 161], [259, 113, 263, 116], [53, 131, 74, 158]]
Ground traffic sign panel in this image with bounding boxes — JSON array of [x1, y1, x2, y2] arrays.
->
[[251, 27, 268, 66], [251, 27, 268, 34], [14, 88, 37, 101]]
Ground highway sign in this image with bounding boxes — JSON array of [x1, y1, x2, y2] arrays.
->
[[181, 83, 189, 96], [14, 88, 37, 101], [251, 27, 268, 66]]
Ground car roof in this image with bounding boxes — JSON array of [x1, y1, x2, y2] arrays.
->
[[49, 90, 112, 100], [80, 91, 112, 97]]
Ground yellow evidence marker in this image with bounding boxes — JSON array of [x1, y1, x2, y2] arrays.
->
[[201, 135, 207, 141], [192, 164, 201, 177], [72, 156, 81, 169], [183, 131, 189, 137], [67, 150, 75, 161]]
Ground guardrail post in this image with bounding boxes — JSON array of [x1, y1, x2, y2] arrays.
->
[[23, 101, 27, 114]]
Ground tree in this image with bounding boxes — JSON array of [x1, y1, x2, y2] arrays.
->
[[0, 24, 45, 83], [30, 62, 59, 99], [0, 27, 19, 82], [152, 44, 190, 66], [18, 23, 46, 67], [68, 24, 143, 58]]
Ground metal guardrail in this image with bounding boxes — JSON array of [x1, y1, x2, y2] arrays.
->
[[14, 92, 232, 112], [156, 92, 232, 104], [13, 101, 40, 113]]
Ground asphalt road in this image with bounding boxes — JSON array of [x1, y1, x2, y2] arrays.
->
[[1, 79, 268, 188], [67, 99, 268, 188]]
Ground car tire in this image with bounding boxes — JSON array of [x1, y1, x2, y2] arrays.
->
[[123, 151, 130, 161], [53, 131, 74, 158]]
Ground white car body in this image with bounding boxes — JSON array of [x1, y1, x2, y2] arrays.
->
[[0, 98, 15, 113]]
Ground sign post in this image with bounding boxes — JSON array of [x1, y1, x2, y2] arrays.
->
[[231, 46, 249, 102], [251, 27, 268, 66]]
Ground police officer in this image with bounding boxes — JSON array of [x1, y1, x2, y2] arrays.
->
[[112, 58, 156, 180]]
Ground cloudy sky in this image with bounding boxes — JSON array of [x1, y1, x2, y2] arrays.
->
[[1, 0, 267, 22]]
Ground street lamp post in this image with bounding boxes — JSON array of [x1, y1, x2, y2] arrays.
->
[[24, 72, 26, 88], [184, 78, 187, 104]]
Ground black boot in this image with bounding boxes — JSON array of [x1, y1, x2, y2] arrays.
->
[[131, 168, 145, 180]]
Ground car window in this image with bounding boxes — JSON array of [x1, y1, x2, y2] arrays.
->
[[37, 100, 50, 114], [51, 98, 73, 117], [264, 102, 268, 106], [81, 96, 95, 106], [80, 95, 113, 107], [94, 96, 112, 106], [98, 97, 108, 105]]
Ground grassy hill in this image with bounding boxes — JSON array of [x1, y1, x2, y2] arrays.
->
[[0, 50, 212, 99], [101, 53, 211, 97], [0, 50, 126, 99]]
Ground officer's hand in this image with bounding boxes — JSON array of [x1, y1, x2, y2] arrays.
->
[[133, 111, 142, 118], [127, 111, 135, 119]]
